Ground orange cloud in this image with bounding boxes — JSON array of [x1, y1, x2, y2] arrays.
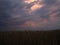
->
[[29, 2, 44, 14], [24, 0, 37, 4], [30, 2, 42, 11], [23, 0, 44, 14]]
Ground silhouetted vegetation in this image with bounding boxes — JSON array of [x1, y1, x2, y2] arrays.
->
[[0, 29, 60, 45]]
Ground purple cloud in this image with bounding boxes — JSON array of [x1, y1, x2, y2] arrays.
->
[[0, 0, 60, 31]]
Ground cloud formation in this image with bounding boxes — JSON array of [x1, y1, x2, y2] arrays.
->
[[0, 0, 60, 31]]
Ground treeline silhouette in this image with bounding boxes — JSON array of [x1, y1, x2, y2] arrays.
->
[[0, 29, 60, 45]]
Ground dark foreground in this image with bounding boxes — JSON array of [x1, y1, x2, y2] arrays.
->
[[0, 30, 60, 45]]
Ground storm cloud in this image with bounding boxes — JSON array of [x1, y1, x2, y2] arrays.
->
[[0, 0, 60, 31]]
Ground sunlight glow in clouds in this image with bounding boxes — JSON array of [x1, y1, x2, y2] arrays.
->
[[22, 0, 45, 14], [23, 0, 44, 14], [24, 0, 37, 4], [30, 2, 43, 12]]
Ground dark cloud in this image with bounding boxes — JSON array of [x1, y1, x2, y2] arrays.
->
[[0, 0, 60, 31], [44, 0, 56, 5]]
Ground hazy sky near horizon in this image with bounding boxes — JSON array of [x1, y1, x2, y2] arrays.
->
[[0, 0, 60, 31]]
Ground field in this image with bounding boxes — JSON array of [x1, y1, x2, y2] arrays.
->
[[0, 30, 60, 45]]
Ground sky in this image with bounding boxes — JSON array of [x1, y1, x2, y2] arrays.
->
[[0, 0, 60, 31]]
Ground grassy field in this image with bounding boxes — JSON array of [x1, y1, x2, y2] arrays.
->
[[0, 30, 60, 45]]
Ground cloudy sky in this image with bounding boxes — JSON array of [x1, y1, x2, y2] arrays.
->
[[0, 0, 60, 31]]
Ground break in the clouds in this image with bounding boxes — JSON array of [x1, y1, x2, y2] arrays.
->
[[0, 0, 60, 31]]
